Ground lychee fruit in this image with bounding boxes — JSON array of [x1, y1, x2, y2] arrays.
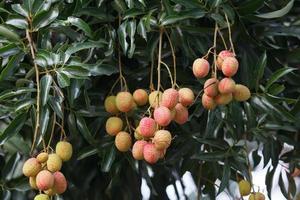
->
[[115, 131, 132, 152], [214, 93, 233, 105], [105, 117, 123, 136], [132, 140, 147, 160], [153, 106, 172, 126], [216, 50, 235, 70], [170, 108, 176, 120], [133, 89, 148, 106], [55, 141, 73, 162], [238, 180, 251, 196], [37, 152, 48, 163], [44, 188, 56, 196], [174, 103, 188, 124], [218, 78, 235, 94], [115, 92, 134, 112], [34, 194, 50, 200], [149, 91, 162, 108], [222, 57, 239, 77], [233, 84, 251, 102], [202, 94, 216, 110], [249, 192, 265, 200], [22, 158, 42, 177], [36, 170, 54, 190], [134, 126, 143, 140], [192, 58, 210, 78], [204, 78, 219, 97], [139, 117, 157, 137], [153, 130, 172, 150], [29, 176, 38, 189], [143, 143, 160, 164], [52, 171, 67, 194], [47, 154, 62, 172], [159, 148, 167, 159], [161, 88, 179, 109], [104, 96, 119, 114], [178, 88, 195, 106]]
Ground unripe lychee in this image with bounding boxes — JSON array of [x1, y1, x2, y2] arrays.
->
[[143, 143, 160, 164], [204, 78, 219, 97], [47, 154, 62, 172], [249, 192, 265, 200], [115, 131, 132, 152], [153, 106, 172, 126], [55, 141, 73, 162], [178, 88, 195, 106], [149, 91, 162, 108], [214, 93, 233, 105], [233, 84, 251, 102], [133, 89, 148, 106], [139, 117, 157, 137], [132, 140, 147, 160], [218, 78, 235, 94], [192, 58, 210, 78], [52, 171, 67, 194], [29, 176, 38, 189], [161, 88, 179, 109], [105, 117, 123, 136], [115, 92, 134, 112], [37, 152, 48, 163], [134, 126, 143, 140], [238, 180, 251, 196], [22, 158, 42, 177], [36, 170, 54, 190], [291, 168, 300, 177], [174, 103, 188, 124], [104, 96, 119, 114], [222, 57, 239, 77], [153, 130, 172, 150], [217, 50, 235, 70], [202, 94, 216, 110], [34, 194, 50, 200]]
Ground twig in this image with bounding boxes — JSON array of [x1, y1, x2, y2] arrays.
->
[[213, 23, 218, 78], [224, 13, 235, 55], [164, 30, 176, 88], [217, 28, 228, 50], [157, 28, 163, 92], [161, 61, 174, 86]]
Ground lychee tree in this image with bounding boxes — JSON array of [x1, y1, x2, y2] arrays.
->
[[0, 0, 299, 200]]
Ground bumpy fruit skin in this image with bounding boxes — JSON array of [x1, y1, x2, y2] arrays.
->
[[218, 78, 235, 94], [104, 96, 119, 114], [47, 154, 62, 172], [149, 91, 162, 108], [52, 171, 67, 194], [170, 108, 176, 120], [233, 84, 251, 102], [37, 152, 48, 163], [174, 103, 188, 124], [204, 78, 219, 97], [291, 168, 300, 177], [133, 89, 148, 106], [178, 88, 195, 106], [22, 158, 42, 177], [214, 93, 233, 105], [202, 94, 216, 110], [134, 126, 143, 140], [192, 58, 210, 78], [143, 143, 160, 164], [36, 170, 54, 190], [222, 57, 239, 77], [115, 131, 132, 152], [153, 130, 172, 150], [249, 192, 265, 200], [217, 50, 235, 70], [34, 194, 50, 200], [115, 92, 134, 112], [161, 88, 179, 109], [55, 141, 73, 162], [132, 140, 147, 160], [139, 117, 157, 137], [105, 117, 123, 136], [238, 180, 251, 196], [29, 176, 38, 189], [153, 106, 172, 126]]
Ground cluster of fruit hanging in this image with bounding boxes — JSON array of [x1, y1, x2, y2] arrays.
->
[[22, 141, 73, 200]]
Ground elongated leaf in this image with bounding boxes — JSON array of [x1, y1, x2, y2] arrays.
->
[[0, 88, 35, 101], [161, 9, 206, 26], [0, 52, 24, 81], [39, 106, 50, 136], [76, 116, 95, 144], [0, 25, 21, 42], [40, 74, 53, 106], [218, 161, 231, 194], [67, 17, 93, 38], [11, 4, 29, 17], [77, 146, 98, 160], [118, 21, 129, 54], [32, 6, 59, 30], [6, 18, 28, 29], [255, 51, 267, 91], [101, 146, 116, 172], [256, 0, 294, 19], [265, 68, 296, 90], [56, 72, 70, 88], [48, 96, 63, 119]]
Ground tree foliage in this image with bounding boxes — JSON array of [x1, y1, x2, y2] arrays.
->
[[0, 0, 299, 199]]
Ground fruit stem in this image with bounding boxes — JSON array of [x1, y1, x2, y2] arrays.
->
[[213, 23, 218, 79], [157, 27, 163, 92], [161, 61, 174, 87], [150, 59, 155, 91], [224, 13, 236, 55], [125, 114, 132, 134], [217, 27, 228, 50], [47, 113, 56, 152], [164, 29, 177, 88]]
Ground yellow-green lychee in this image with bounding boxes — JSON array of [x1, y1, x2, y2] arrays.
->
[[47, 154, 62, 172], [55, 141, 73, 162]]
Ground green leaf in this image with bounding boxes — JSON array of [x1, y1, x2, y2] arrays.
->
[[0, 43, 20, 57], [112, 0, 127, 13], [191, 151, 226, 161], [0, 88, 35, 101], [65, 41, 105, 61], [137, 19, 147, 41], [127, 19, 136, 58], [48, 96, 63, 119], [218, 160, 231, 194], [101, 146, 116, 172], [238, 0, 264, 15], [39, 106, 50, 137], [0, 25, 22, 42], [11, 4, 29, 18], [32, 6, 59, 31], [160, 9, 206, 26], [40, 74, 53, 106], [118, 21, 129, 55], [76, 116, 95, 144], [56, 72, 70, 88], [1, 153, 21, 181], [256, 0, 294, 19], [0, 112, 27, 145], [265, 68, 296, 90], [6, 18, 28, 29], [77, 146, 98, 160], [0, 52, 24, 81], [67, 17, 93, 38], [255, 51, 267, 91]]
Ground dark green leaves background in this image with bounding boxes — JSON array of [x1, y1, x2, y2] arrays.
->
[[0, 0, 299, 199]]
